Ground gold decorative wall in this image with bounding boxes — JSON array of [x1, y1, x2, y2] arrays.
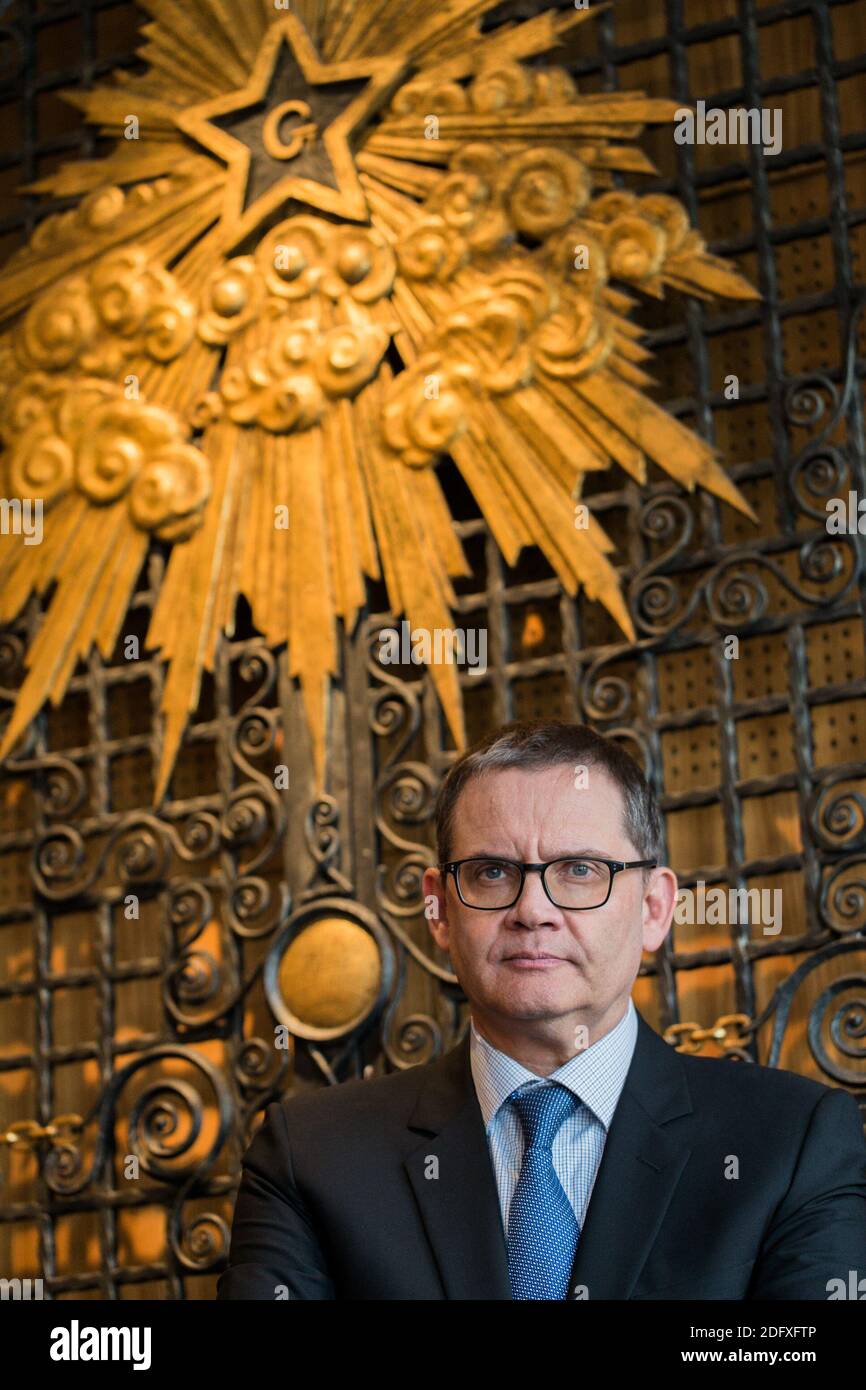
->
[[0, 0, 864, 1299]]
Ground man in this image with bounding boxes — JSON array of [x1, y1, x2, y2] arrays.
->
[[217, 719, 866, 1299]]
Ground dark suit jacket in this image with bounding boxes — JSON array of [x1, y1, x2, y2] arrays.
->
[[217, 1008, 866, 1299]]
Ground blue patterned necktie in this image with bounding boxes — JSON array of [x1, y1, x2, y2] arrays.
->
[[506, 1082, 581, 1300]]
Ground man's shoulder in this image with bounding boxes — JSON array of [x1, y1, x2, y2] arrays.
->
[[276, 1039, 463, 1132], [629, 1009, 853, 1130], [674, 1042, 844, 1117]]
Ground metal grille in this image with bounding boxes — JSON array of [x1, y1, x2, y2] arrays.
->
[[1, 0, 865, 1298]]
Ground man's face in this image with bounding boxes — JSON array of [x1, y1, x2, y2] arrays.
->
[[423, 764, 675, 1033]]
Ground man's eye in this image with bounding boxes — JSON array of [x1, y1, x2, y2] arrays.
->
[[480, 863, 504, 879]]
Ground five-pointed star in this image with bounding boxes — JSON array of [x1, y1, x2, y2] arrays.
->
[[175, 15, 407, 245]]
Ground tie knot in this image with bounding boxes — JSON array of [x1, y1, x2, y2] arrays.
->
[[508, 1082, 577, 1151]]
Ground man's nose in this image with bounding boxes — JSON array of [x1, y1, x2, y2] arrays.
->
[[508, 868, 559, 922]]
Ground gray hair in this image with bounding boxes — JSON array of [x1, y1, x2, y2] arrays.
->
[[434, 719, 663, 876]]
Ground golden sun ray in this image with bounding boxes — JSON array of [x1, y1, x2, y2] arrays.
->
[[0, 0, 759, 795]]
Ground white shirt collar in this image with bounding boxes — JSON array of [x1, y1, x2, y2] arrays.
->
[[470, 996, 638, 1132]]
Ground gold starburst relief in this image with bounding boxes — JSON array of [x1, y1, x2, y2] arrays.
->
[[0, 1, 759, 798]]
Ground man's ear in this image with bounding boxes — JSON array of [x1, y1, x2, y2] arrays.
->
[[641, 866, 677, 953], [422, 865, 450, 952]]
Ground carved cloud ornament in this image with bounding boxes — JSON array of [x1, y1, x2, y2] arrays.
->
[[0, 0, 758, 795]]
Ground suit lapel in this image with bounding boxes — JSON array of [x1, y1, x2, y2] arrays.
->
[[402, 1008, 694, 1300], [403, 1032, 512, 1299], [567, 1009, 694, 1299]]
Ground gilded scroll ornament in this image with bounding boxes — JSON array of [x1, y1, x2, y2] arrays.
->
[[0, 1, 759, 796]]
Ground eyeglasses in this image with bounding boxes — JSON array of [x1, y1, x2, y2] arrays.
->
[[438, 856, 657, 911]]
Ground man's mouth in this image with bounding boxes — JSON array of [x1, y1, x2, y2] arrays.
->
[[502, 953, 566, 969]]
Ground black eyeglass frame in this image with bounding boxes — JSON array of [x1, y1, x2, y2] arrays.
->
[[438, 856, 658, 910]]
